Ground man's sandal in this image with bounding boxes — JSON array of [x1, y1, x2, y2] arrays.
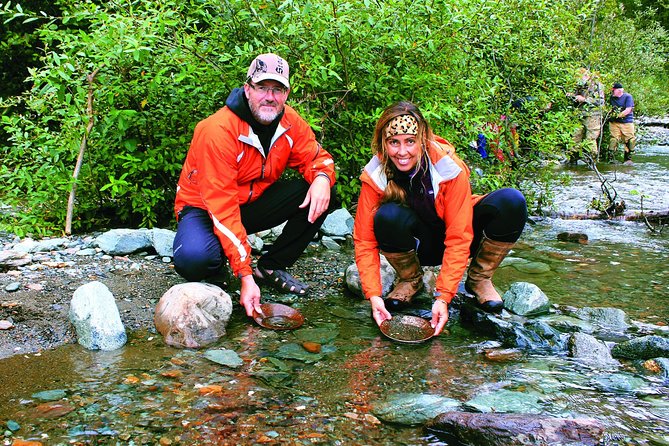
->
[[254, 266, 309, 295]]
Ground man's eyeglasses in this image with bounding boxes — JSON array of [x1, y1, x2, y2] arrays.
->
[[247, 82, 288, 96]]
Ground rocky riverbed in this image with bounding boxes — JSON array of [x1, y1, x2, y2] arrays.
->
[[0, 230, 353, 360], [2, 223, 669, 445]]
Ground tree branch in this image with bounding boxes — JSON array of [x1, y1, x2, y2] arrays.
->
[[65, 69, 99, 235]]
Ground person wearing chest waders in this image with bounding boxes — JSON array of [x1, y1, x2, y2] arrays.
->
[[567, 68, 605, 164], [353, 101, 527, 335]]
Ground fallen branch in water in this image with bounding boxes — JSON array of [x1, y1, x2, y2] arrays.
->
[[640, 195, 665, 233], [581, 149, 624, 218], [541, 209, 669, 224]]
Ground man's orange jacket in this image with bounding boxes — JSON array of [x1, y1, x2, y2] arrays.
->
[[175, 104, 336, 278]]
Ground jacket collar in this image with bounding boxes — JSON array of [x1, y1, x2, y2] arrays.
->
[[225, 87, 290, 154]]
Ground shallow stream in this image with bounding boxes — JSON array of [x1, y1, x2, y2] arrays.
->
[[0, 140, 667, 445]]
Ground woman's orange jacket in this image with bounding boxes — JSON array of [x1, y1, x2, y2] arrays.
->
[[174, 104, 336, 278], [353, 137, 482, 303]]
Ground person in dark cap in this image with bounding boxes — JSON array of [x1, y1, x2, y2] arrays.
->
[[606, 82, 636, 164], [172, 53, 337, 318]]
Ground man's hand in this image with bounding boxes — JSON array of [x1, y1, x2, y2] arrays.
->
[[430, 300, 449, 335], [369, 296, 391, 327], [299, 175, 331, 223], [240, 274, 262, 317], [617, 107, 631, 119]]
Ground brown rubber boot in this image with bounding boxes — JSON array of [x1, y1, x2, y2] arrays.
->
[[381, 250, 424, 310], [465, 234, 514, 314]]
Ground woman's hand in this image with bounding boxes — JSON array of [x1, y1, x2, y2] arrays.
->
[[369, 296, 392, 327], [430, 299, 449, 335]]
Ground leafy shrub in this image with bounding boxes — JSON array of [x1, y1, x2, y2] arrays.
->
[[0, 0, 667, 236]]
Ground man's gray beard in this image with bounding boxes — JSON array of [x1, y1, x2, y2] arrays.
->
[[254, 110, 279, 125]]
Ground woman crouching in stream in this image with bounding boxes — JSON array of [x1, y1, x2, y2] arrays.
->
[[353, 101, 527, 335]]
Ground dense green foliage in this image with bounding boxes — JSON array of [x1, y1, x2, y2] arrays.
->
[[621, 0, 669, 31], [0, 0, 62, 98], [1, 0, 667, 236]]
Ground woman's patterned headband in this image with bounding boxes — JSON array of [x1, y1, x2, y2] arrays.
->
[[384, 114, 418, 138]]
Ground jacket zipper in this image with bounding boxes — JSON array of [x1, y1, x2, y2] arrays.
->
[[246, 153, 268, 204]]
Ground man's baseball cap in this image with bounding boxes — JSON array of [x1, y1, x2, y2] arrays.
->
[[246, 53, 290, 88], [612, 82, 623, 89]]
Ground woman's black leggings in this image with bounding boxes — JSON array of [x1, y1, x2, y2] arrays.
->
[[373, 188, 527, 266]]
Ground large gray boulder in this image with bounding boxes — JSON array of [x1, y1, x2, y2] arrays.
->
[[149, 228, 176, 257], [427, 412, 605, 446], [95, 229, 152, 255], [345, 257, 396, 298], [574, 307, 629, 332], [568, 332, 619, 367], [69, 281, 127, 351], [370, 393, 460, 426], [320, 208, 354, 237], [503, 282, 550, 316], [612, 335, 669, 360]]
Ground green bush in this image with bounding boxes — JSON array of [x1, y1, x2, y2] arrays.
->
[[0, 0, 667, 236]]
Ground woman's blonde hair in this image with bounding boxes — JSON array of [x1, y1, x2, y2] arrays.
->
[[371, 101, 434, 204]]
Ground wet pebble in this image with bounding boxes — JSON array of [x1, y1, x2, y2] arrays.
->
[[302, 342, 322, 353], [482, 348, 523, 361], [28, 401, 75, 419], [557, 232, 589, 244], [0, 320, 14, 330], [32, 389, 67, 401], [5, 282, 21, 292], [203, 349, 244, 368], [10, 439, 43, 446]]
